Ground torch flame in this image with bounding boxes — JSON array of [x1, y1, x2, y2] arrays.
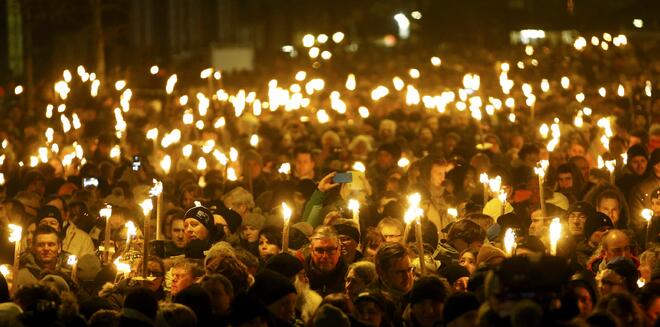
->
[[282, 202, 292, 223], [8, 224, 22, 243]]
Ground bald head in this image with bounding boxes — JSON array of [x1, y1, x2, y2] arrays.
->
[[601, 229, 632, 263]]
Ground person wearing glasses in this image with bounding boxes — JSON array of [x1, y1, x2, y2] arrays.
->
[[304, 226, 347, 297], [368, 242, 415, 326]]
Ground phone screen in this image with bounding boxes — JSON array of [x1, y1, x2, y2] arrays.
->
[[333, 172, 353, 184], [132, 155, 141, 171]]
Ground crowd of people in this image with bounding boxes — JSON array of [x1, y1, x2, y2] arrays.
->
[[0, 29, 657, 327]]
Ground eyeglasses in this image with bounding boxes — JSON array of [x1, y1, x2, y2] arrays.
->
[[312, 247, 338, 255]]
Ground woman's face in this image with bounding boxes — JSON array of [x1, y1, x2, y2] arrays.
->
[[243, 225, 260, 242], [258, 234, 280, 260], [411, 299, 443, 327], [459, 252, 476, 274]]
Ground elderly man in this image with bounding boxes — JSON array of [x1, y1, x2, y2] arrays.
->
[[16, 225, 72, 286], [587, 229, 636, 275], [304, 226, 347, 297]]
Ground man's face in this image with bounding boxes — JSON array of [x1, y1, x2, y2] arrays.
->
[[629, 156, 648, 176], [380, 256, 414, 293], [170, 219, 188, 248], [604, 234, 631, 262], [294, 153, 315, 178], [184, 218, 209, 241], [33, 233, 60, 265], [310, 238, 340, 272], [345, 268, 367, 299], [529, 210, 546, 237], [39, 217, 61, 233], [557, 173, 573, 190], [431, 164, 449, 187], [338, 235, 357, 259], [380, 225, 402, 243], [214, 215, 231, 237], [171, 266, 194, 296], [598, 198, 621, 225], [568, 211, 587, 236], [654, 162, 660, 178]]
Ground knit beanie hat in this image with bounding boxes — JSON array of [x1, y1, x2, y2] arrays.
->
[[215, 206, 242, 233], [627, 144, 648, 160], [291, 222, 313, 237], [565, 201, 596, 222], [476, 244, 506, 267], [332, 219, 360, 243], [77, 254, 102, 282], [184, 206, 216, 236], [584, 212, 613, 240], [37, 205, 63, 227], [264, 253, 304, 279], [243, 211, 266, 230], [249, 269, 296, 306]]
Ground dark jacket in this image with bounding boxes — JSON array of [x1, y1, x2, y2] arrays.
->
[[304, 255, 347, 297]]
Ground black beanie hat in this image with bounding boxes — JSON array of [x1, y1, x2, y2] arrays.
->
[[184, 206, 216, 236], [37, 205, 63, 227], [264, 253, 304, 279], [408, 275, 448, 305], [215, 206, 242, 233], [566, 201, 596, 221], [584, 212, 613, 240], [332, 219, 360, 243], [443, 292, 480, 324], [627, 144, 648, 160], [249, 269, 296, 306], [440, 264, 471, 285]]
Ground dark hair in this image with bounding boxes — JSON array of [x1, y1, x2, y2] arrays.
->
[[13, 284, 61, 324], [200, 273, 234, 298], [447, 219, 486, 245], [258, 226, 282, 249], [33, 225, 60, 245], [375, 242, 410, 273]]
